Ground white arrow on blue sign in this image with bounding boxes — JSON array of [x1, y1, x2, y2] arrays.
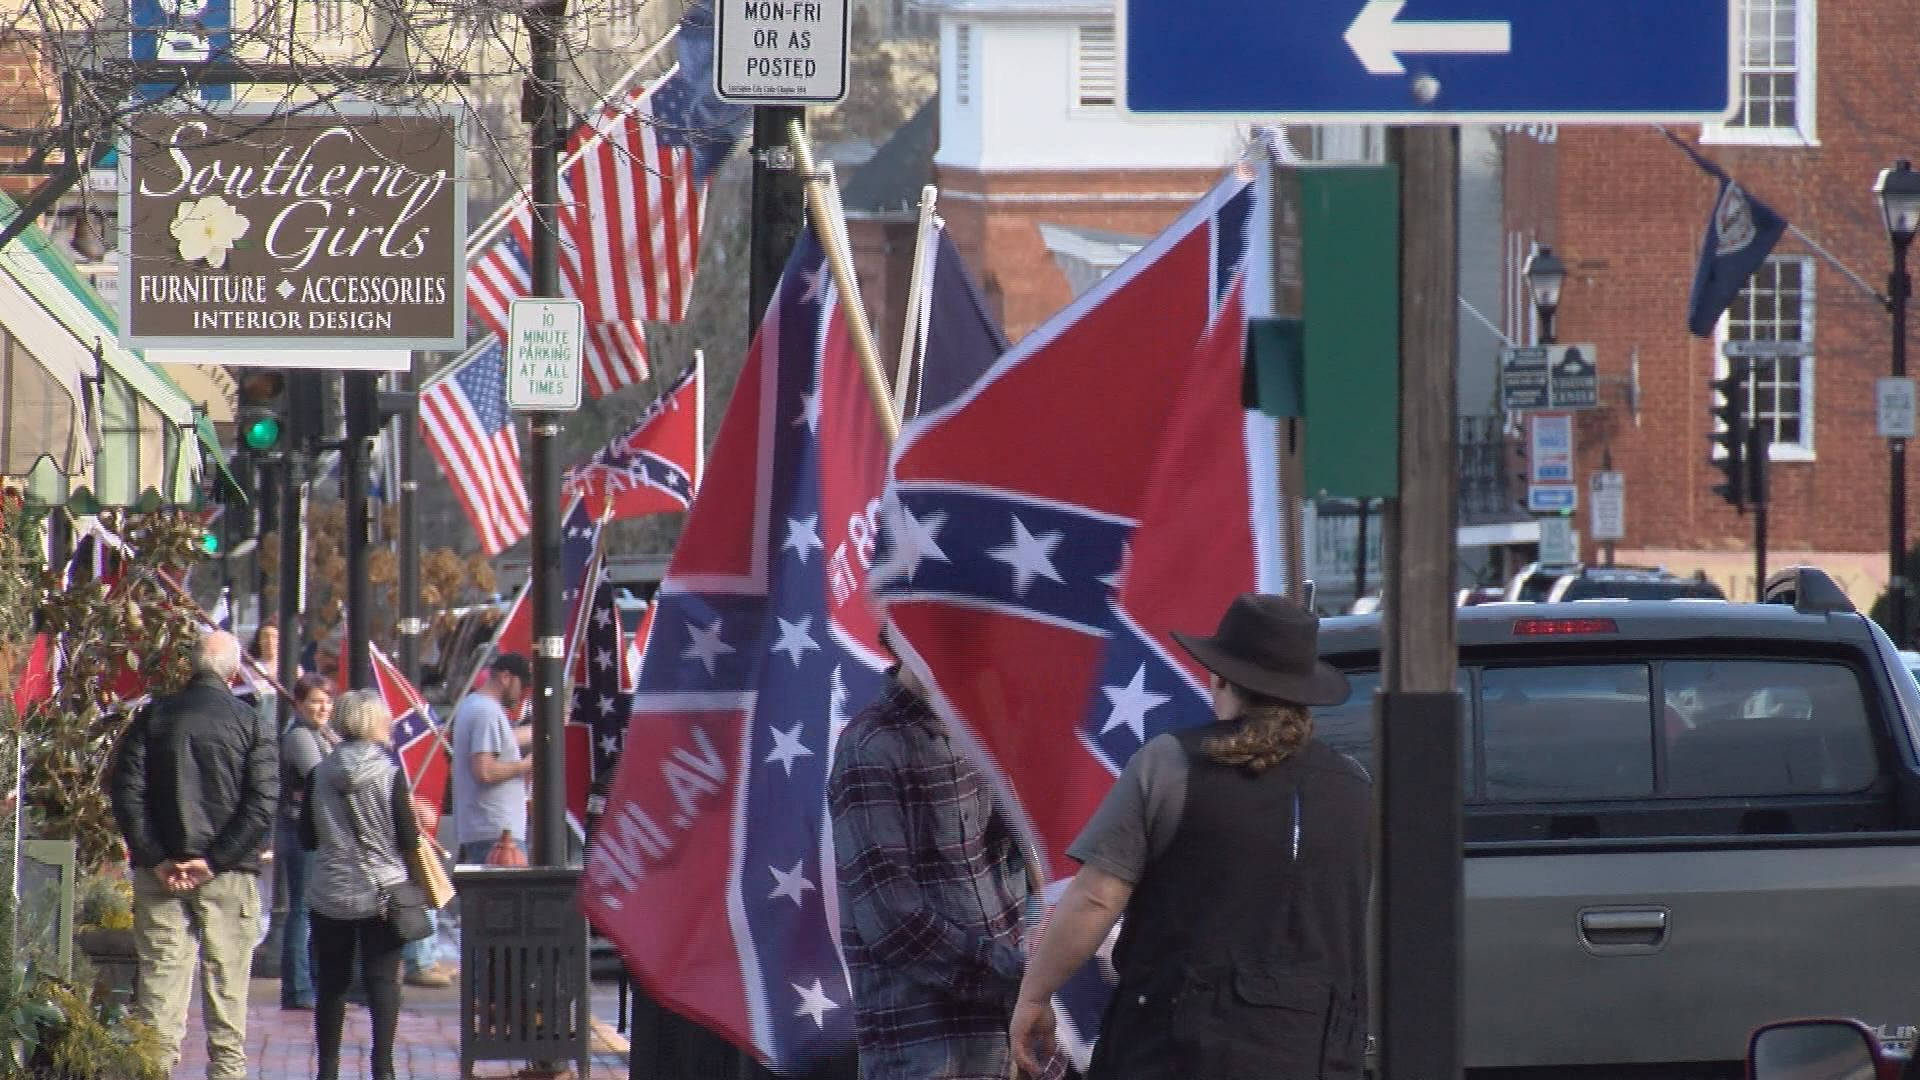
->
[[1121, 0, 1733, 122]]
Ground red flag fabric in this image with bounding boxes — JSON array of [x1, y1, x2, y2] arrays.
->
[[580, 228, 896, 1069], [9, 633, 52, 715], [372, 645, 448, 814], [871, 171, 1267, 1064], [562, 356, 704, 523]]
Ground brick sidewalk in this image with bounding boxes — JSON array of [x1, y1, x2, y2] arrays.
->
[[169, 977, 631, 1080]]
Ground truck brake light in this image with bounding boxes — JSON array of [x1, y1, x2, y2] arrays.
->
[[1512, 617, 1619, 636]]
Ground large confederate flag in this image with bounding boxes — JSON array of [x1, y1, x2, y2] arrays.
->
[[871, 168, 1276, 1065]]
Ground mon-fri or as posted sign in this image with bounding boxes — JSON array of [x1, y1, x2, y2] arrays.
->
[[506, 299, 584, 411], [120, 105, 465, 352], [716, 0, 849, 104]]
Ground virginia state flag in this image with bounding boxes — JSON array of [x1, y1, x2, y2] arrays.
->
[[1678, 137, 1788, 337], [871, 168, 1273, 1066]]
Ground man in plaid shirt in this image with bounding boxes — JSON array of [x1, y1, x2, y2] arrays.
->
[[829, 660, 1047, 1079]]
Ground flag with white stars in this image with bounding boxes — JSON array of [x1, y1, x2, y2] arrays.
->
[[372, 644, 450, 816], [562, 355, 704, 522], [872, 169, 1276, 1068], [567, 575, 636, 834], [581, 227, 894, 1072], [491, 498, 606, 700]]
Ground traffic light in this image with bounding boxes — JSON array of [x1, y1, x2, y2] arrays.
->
[[235, 371, 289, 455], [1709, 363, 1750, 509]]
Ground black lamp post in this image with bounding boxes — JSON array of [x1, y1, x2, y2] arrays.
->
[[1524, 244, 1567, 345], [1877, 160, 1920, 646], [1878, 163, 1920, 643]]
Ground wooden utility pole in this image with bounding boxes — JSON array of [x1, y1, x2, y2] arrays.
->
[[1375, 125, 1464, 1080]]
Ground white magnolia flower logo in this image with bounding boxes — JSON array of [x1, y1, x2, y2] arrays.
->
[[169, 195, 250, 268]]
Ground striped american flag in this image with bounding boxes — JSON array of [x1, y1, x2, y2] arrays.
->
[[464, 6, 746, 400], [418, 339, 532, 555]]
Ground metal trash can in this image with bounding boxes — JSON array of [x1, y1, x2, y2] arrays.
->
[[454, 866, 591, 1079]]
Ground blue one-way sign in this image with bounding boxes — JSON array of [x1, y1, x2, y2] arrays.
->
[[1121, 0, 1732, 122]]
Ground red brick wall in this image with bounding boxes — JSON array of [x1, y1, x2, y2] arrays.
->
[[0, 31, 56, 197], [1516, 0, 1920, 558], [932, 166, 1224, 341], [844, 215, 918, 375]]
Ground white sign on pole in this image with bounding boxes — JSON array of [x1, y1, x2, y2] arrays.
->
[[1590, 470, 1625, 541], [1529, 413, 1573, 484], [1878, 377, 1916, 438], [1538, 515, 1576, 565], [715, 0, 850, 104], [506, 299, 585, 411]]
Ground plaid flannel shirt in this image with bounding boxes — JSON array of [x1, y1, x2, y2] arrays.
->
[[828, 676, 1031, 1080]]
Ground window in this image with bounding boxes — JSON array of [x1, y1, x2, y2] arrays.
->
[[1310, 671, 1469, 790], [1704, 0, 1816, 145], [953, 23, 971, 107], [1663, 661, 1876, 796], [1075, 22, 1116, 108], [1717, 257, 1815, 459], [312, 0, 346, 36], [1481, 665, 1654, 801]]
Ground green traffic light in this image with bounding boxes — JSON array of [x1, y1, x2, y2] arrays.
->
[[242, 414, 282, 452], [200, 530, 220, 555]]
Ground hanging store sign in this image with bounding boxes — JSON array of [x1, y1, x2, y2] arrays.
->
[[119, 104, 466, 353]]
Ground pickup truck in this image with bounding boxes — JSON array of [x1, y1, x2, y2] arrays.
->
[[1311, 569, 1920, 1076]]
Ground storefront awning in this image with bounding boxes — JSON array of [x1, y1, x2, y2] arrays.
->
[[0, 193, 201, 509]]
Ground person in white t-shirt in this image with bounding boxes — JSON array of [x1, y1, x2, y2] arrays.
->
[[449, 652, 533, 863]]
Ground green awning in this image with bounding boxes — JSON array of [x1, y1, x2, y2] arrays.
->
[[0, 191, 203, 509]]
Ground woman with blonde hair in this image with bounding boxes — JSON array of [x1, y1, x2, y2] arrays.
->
[[1011, 593, 1373, 1080], [301, 688, 418, 1080]]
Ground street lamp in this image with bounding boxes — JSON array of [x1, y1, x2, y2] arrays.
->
[[1876, 160, 1920, 645], [1524, 244, 1567, 345]]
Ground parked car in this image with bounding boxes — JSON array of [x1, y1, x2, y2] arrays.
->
[[1502, 560, 1580, 603], [1310, 566, 1920, 1075], [1545, 564, 1728, 602]]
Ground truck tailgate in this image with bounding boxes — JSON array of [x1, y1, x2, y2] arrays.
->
[[1465, 836, 1920, 1068]]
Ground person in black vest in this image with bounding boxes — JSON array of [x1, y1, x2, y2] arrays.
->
[[1010, 593, 1371, 1080]]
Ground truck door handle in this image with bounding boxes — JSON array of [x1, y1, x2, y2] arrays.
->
[[1578, 907, 1669, 955]]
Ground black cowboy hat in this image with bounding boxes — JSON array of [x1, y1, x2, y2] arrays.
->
[[1171, 593, 1350, 707]]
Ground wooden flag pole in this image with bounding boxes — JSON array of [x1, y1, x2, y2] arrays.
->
[[788, 118, 898, 442]]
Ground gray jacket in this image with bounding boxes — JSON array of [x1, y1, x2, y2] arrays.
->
[[302, 740, 419, 921]]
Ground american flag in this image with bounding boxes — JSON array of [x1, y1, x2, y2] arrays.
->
[[372, 644, 449, 815], [464, 3, 748, 399], [467, 218, 653, 398], [561, 354, 703, 522], [581, 228, 893, 1070], [419, 340, 532, 556]]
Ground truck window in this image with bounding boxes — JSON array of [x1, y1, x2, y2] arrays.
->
[[1311, 671, 1469, 789], [1481, 664, 1654, 801], [1662, 660, 1877, 796]]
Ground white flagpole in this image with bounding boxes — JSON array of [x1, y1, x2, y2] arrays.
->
[[465, 27, 682, 261], [892, 185, 938, 423]]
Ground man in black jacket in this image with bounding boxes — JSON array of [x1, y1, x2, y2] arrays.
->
[[110, 629, 279, 1080]]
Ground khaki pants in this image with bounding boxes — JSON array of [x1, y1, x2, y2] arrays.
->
[[132, 867, 261, 1080]]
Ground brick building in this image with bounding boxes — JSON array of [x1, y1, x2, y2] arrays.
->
[[1503, 0, 1920, 606]]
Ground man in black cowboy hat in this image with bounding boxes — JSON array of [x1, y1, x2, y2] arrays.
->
[[1009, 592, 1371, 1080]]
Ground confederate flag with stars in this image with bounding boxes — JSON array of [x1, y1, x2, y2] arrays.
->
[[373, 644, 449, 815], [580, 227, 893, 1071], [871, 168, 1276, 1067], [562, 355, 704, 523], [567, 576, 635, 835]]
